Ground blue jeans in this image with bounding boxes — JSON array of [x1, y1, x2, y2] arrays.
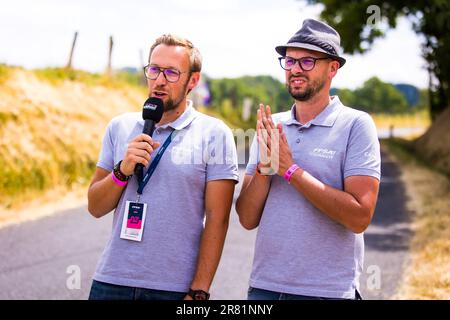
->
[[247, 286, 361, 300], [88, 280, 187, 300]]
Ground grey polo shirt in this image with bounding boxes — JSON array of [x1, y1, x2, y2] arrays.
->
[[93, 101, 239, 292], [246, 96, 381, 299]]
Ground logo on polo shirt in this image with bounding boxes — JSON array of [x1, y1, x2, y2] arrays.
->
[[309, 148, 336, 159]]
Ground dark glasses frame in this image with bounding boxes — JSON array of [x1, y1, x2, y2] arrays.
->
[[143, 65, 189, 83], [278, 56, 331, 72]]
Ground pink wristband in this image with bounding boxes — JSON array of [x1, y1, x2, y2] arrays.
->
[[284, 164, 300, 183], [111, 172, 128, 187]]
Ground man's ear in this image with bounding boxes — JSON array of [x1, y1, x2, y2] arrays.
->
[[328, 61, 339, 80], [188, 72, 201, 91]]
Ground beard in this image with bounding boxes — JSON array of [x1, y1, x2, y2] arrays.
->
[[154, 77, 190, 112], [287, 75, 326, 101]]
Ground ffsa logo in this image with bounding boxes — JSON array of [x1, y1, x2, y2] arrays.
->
[[309, 148, 336, 159]]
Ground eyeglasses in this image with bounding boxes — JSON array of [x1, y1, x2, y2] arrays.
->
[[143, 65, 189, 83], [278, 56, 330, 72]]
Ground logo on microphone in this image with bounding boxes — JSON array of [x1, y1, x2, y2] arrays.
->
[[144, 103, 158, 111]]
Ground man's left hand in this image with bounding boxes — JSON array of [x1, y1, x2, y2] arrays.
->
[[275, 123, 295, 176], [258, 104, 295, 177]]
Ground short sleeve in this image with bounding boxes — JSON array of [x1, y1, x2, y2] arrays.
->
[[246, 134, 259, 176], [344, 113, 381, 180], [206, 122, 239, 183], [97, 120, 115, 172]]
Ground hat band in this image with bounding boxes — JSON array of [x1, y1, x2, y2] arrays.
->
[[289, 35, 337, 56]]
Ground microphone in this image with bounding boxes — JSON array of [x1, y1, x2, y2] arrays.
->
[[134, 97, 164, 178]]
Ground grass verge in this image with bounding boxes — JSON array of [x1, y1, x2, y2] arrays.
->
[[0, 67, 146, 214], [32, 67, 146, 89], [0, 64, 11, 85], [383, 138, 450, 299]]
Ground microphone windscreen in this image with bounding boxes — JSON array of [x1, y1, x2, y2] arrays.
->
[[142, 97, 164, 122]]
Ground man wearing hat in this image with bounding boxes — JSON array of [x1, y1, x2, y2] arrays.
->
[[236, 19, 381, 300]]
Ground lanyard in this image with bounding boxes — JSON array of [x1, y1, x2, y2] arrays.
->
[[136, 129, 176, 196]]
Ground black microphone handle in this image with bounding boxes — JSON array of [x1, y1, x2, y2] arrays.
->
[[134, 119, 156, 177], [143, 119, 156, 137]]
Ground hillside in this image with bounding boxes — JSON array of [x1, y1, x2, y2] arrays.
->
[[0, 67, 146, 212], [415, 107, 450, 174]]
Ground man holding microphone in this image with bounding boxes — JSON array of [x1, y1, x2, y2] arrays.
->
[[87, 34, 238, 300]]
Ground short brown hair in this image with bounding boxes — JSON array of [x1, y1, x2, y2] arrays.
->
[[149, 34, 202, 72]]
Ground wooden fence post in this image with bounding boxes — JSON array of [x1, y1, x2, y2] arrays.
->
[[66, 31, 78, 69], [106, 35, 114, 76]]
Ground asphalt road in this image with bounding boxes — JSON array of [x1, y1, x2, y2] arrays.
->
[[0, 151, 411, 300], [359, 149, 412, 299]]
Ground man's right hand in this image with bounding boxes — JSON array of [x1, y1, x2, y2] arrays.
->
[[120, 134, 161, 176], [257, 103, 279, 175]]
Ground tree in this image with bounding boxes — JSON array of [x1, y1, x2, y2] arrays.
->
[[354, 77, 408, 113], [208, 75, 293, 118], [334, 77, 409, 113], [334, 88, 356, 107], [416, 88, 429, 110], [306, 0, 450, 120]]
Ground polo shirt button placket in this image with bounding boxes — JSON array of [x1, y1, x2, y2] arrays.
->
[[296, 127, 303, 144]]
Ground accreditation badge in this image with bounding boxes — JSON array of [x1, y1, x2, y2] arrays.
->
[[120, 201, 147, 242]]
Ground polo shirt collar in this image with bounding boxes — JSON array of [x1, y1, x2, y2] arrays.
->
[[156, 100, 198, 131], [286, 95, 343, 128]]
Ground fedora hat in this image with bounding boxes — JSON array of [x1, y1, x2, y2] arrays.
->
[[276, 19, 346, 68]]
